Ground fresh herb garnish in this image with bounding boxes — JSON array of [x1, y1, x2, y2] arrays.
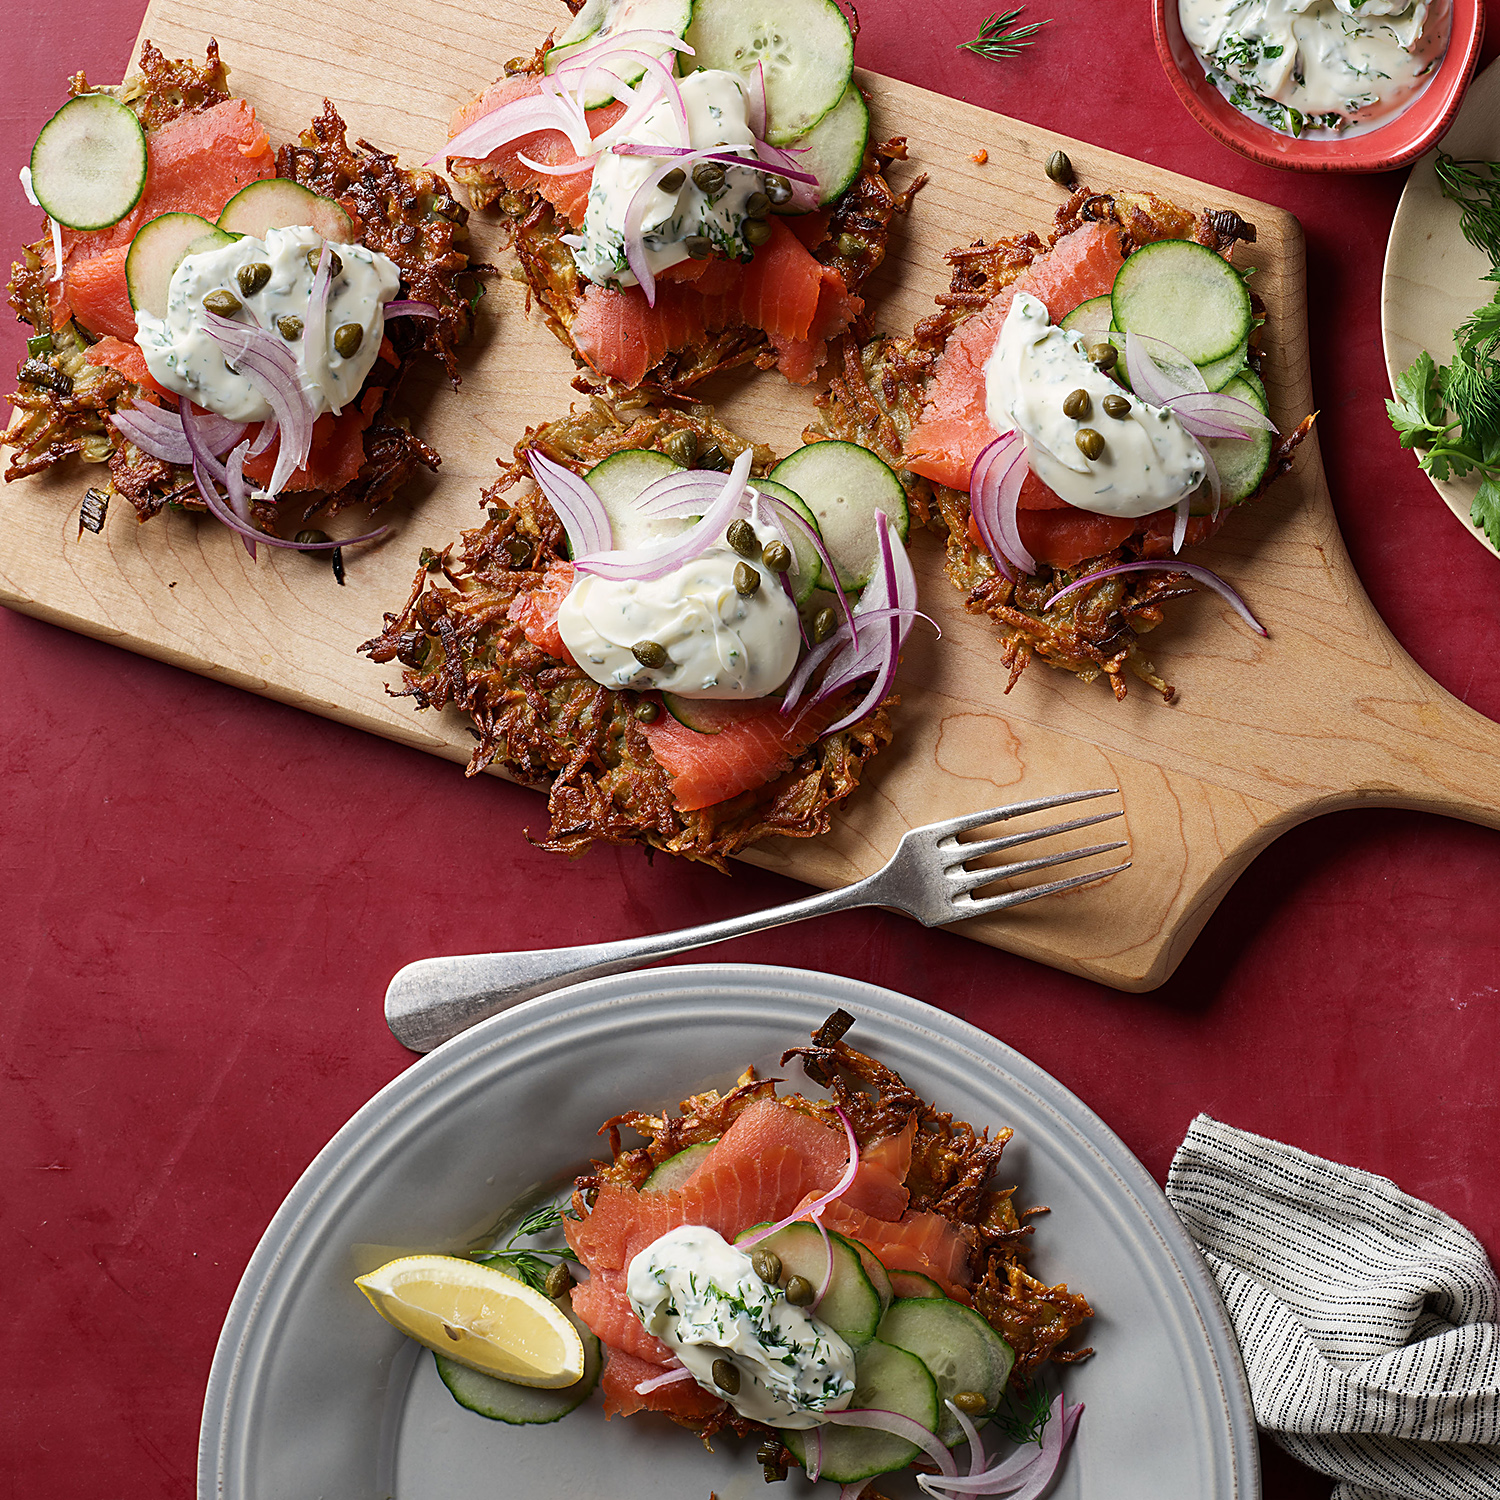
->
[[471, 1202, 576, 1294], [992, 1377, 1053, 1446], [1387, 155, 1500, 547], [1435, 154, 1500, 266], [960, 6, 1050, 60]]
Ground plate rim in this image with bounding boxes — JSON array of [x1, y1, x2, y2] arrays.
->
[[196, 963, 1261, 1499]]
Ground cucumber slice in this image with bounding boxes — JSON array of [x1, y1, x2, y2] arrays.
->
[[547, 0, 695, 107], [435, 1292, 602, 1423], [29, 94, 147, 232], [887, 1270, 944, 1299], [580, 448, 691, 553], [735, 1222, 882, 1347], [1111, 238, 1252, 367], [216, 179, 356, 242], [125, 213, 238, 319], [877, 1298, 1015, 1447], [1198, 336, 1249, 393], [781, 84, 869, 208], [1190, 372, 1272, 515], [751, 478, 824, 605], [769, 442, 909, 593], [782, 1340, 939, 1482], [685, 0, 854, 146], [1058, 294, 1113, 342], [642, 1139, 718, 1190]]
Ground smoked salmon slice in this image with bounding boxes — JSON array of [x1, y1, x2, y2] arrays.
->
[[508, 563, 578, 663], [50, 98, 276, 339], [599, 1347, 726, 1423], [448, 79, 626, 228], [640, 697, 840, 813]]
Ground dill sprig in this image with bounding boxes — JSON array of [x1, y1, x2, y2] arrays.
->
[[470, 1202, 576, 1294], [992, 1377, 1053, 1446], [960, 7, 1050, 61], [1435, 153, 1500, 266]]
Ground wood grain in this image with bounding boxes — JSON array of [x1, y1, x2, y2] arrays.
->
[[5, 0, 1500, 991], [1382, 55, 1500, 561]]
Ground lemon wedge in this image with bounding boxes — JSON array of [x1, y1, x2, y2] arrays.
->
[[355, 1255, 585, 1389]]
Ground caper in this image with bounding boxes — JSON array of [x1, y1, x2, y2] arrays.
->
[[692, 161, 726, 194], [750, 1247, 783, 1284], [333, 323, 364, 358], [952, 1390, 988, 1416], [202, 289, 242, 318], [762, 539, 792, 573], [734, 561, 761, 597], [711, 1358, 741, 1395], [764, 174, 793, 205], [1075, 427, 1105, 461], [785, 1275, 816, 1306], [236, 262, 271, 297], [745, 190, 771, 220], [1062, 388, 1091, 421], [1089, 341, 1118, 372], [294, 529, 331, 546], [633, 639, 668, 669], [544, 1262, 575, 1298], [307, 246, 343, 278], [811, 606, 837, 644], [756, 1440, 783, 1465], [658, 167, 686, 192], [635, 699, 660, 723], [726, 518, 760, 558], [1102, 392, 1132, 419], [1045, 149, 1074, 187], [836, 232, 866, 259], [684, 235, 714, 260], [743, 218, 773, 247], [505, 536, 532, 565], [663, 428, 698, 467], [696, 442, 728, 471], [277, 314, 304, 342]]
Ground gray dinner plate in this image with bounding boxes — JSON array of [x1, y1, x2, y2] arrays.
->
[[198, 965, 1259, 1499]]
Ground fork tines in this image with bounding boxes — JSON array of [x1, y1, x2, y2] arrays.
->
[[941, 788, 1129, 915]]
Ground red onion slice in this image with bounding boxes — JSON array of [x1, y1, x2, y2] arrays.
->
[[527, 449, 614, 557], [111, 407, 192, 466], [1201, 443, 1223, 517], [249, 416, 278, 459], [838, 1484, 873, 1500], [383, 300, 440, 321], [577, 447, 753, 580], [970, 431, 1035, 576], [633, 1364, 694, 1395], [812, 1216, 836, 1309], [1172, 496, 1189, 555], [807, 1425, 824, 1484], [546, 28, 693, 74], [778, 633, 841, 714], [946, 1399, 988, 1477], [822, 1408, 957, 1480], [1166, 389, 1278, 437], [306, 244, 335, 412], [917, 1396, 1082, 1497], [612, 142, 820, 186], [180, 400, 231, 489], [764, 497, 857, 642], [1123, 330, 1207, 403], [815, 517, 903, 733], [739, 1106, 860, 1248], [747, 61, 767, 139], [1043, 561, 1268, 636], [435, 93, 593, 165], [224, 438, 256, 561], [515, 150, 597, 177], [582, 50, 688, 142]]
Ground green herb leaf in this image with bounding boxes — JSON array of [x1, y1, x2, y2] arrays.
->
[[992, 1378, 1052, 1446], [1435, 154, 1500, 266], [1473, 474, 1500, 546], [960, 6, 1050, 61], [1386, 350, 1449, 449]]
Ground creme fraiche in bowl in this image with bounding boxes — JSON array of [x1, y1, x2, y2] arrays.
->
[[1154, 0, 1485, 171]]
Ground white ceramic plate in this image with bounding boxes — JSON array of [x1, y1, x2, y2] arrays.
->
[[1382, 55, 1500, 561], [198, 966, 1259, 1499]]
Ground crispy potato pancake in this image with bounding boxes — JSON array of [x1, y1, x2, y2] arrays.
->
[[813, 184, 1314, 702], [4, 41, 485, 532], [360, 385, 893, 870]]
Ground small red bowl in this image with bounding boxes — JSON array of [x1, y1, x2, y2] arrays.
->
[[1153, 0, 1485, 172]]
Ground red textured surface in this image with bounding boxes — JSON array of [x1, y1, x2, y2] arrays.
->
[[3, 4, 1499, 1497]]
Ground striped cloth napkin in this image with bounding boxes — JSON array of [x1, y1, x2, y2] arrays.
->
[[1165, 1114, 1500, 1500]]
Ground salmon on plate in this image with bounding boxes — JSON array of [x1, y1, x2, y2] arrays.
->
[[817, 169, 1315, 702], [362, 388, 930, 869], [437, 0, 921, 392], [355, 1012, 1092, 1494], [5, 42, 483, 561]]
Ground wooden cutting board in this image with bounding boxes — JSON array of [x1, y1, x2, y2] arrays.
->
[[5, 0, 1500, 992]]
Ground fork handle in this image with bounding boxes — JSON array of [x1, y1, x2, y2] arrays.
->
[[385, 880, 874, 1052]]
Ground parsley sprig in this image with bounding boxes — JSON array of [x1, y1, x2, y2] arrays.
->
[[470, 1202, 576, 1294], [960, 7, 1050, 60], [1387, 154, 1500, 546]]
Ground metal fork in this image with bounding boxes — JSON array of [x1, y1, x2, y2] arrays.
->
[[384, 788, 1128, 1052]]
